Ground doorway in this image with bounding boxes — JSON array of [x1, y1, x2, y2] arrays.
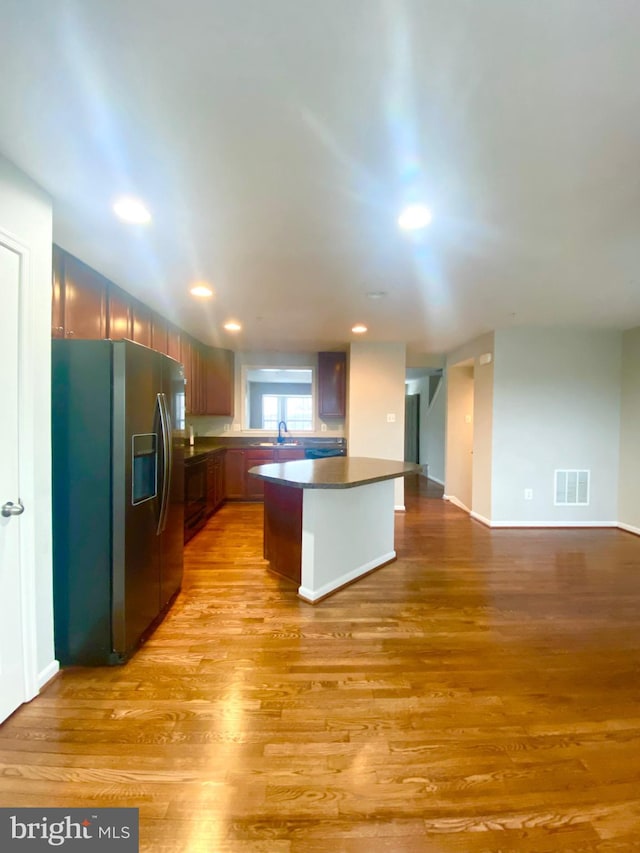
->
[[404, 393, 420, 463], [0, 235, 32, 722]]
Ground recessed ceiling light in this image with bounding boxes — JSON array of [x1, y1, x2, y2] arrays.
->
[[352, 324, 368, 334], [190, 285, 213, 298], [224, 321, 242, 332], [366, 291, 387, 300], [113, 196, 151, 224], [397, 204, 432, 231]]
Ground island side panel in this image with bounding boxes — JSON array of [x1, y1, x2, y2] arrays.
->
[[263, 480, 303, 585], [298, 479, 396, 602]]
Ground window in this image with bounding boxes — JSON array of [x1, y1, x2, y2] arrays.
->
[[262, 394, 313, 430], [244, 367, 314, 431]]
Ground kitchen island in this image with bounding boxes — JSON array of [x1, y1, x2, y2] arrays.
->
[[248, 457, 420, 602]]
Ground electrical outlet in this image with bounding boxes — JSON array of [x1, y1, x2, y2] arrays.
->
[[524, 488, 533, 500], [387, 413, 396, 423], [321, 423, 327, 432], [223, 423, 230, 432]]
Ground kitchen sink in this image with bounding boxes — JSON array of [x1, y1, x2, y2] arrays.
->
[[252, 441, 300, 447]]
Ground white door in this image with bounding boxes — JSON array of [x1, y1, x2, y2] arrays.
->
[[0, 241, 27, 723]]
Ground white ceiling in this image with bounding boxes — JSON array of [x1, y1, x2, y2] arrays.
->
[[2, 0, 640, 359]]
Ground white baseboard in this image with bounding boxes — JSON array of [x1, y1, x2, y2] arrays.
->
[[298, 550, 396, 603], [443, 494, 471, 514], [37, 660, 59, 690], [470, 511, 492, 527], [394, 504, 406, 512], [480, 520, 619, 529], [618, 522, 640, 537]]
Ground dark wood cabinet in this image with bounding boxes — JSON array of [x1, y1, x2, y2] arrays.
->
[[245, 449, 273, 500], [58, 251, 108, 339], [131, 299, 152, 348], [167, 325, 181, 362], [181, 336, 194, 414], [318, 351, 347, 418], [51, 249, 235, 422], [107, 283, 132, 340], [224, 449, 246, 499], [151, 312, 169, 354], [202, 347, 234, 416], [206, 451, 225, 516], [274, 447, 305, 462]]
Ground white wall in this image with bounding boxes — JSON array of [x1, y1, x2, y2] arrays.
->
[[445, 364, 474, 510], [472, 353, 494, 520], [445, 333, 495, 516], [424, 376, 446, 484], [0, 154, 55, 681], [618, 327, 640, 533], [491, 328, 622, 524], [347, 342, 407, 508]]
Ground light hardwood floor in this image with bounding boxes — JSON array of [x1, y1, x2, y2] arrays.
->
[[2, 476, 640, 851]]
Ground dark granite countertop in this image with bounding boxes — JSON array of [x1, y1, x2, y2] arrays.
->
[[248, 457, 420, 489], [183, 436, 345, 463]]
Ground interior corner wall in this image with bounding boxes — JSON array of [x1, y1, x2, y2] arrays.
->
[[618, 327, 640, 532], [424, 376, 446, 483], [445, 332, 495, 516], [471, 354, 494, 520], [491, 327, 622, 524], [444, 365, 474, 510], [0, 154, 55, 679], [347, 342, 407, 507]]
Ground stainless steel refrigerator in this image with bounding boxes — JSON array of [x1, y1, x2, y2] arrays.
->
[[52, 339, 185, 665]]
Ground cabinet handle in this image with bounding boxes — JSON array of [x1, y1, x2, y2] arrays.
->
[[65, 330, 75, 337]]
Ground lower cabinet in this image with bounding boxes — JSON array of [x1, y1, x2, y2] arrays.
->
[[224, 449, 246, 500], [223, 446, 305, 501], [206, 450, 225, 517]]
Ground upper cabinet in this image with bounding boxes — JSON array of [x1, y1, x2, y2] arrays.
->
[[318, 351, 347, 418], [51, 247, 235, 417], [185, 343, 235, 417], [107, 283, 132, 340], [52, 246, 107, 339], [151, 312, 169, 355], [202, 346, 234, 416], [130, 298, 152, 348]]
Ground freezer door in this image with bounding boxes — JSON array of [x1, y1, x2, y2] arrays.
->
[[112, 341, 163, 657]]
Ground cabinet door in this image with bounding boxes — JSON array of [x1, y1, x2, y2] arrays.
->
[[51, 245, 65, 338], [224, 449, 245, 499], [167, 325, 181, 362], [202, 347, 235, 416], [181, 336, 194, 414], [131, 299, 152, 347], [151, 312, 169, 354], [107, 284, 132, 340], [245, 449, 273, 500], [318, 351, 347, 418], [61, 253, 107, 339], [274, 447, 306, 462], [191, 345, 203, 415]]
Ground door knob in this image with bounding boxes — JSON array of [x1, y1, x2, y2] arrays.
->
[[2, 499, 25, 518]]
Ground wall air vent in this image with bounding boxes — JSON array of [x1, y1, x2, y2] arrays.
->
[[554, 470, 590, 506]]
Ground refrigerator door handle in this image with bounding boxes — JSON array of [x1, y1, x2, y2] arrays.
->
[[156, 392, 172, 535]]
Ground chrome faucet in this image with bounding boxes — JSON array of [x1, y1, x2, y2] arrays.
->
[[277, 421, 287, 444]]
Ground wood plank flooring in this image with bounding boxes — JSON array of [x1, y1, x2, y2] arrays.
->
[[2, 476, 640, 851]]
